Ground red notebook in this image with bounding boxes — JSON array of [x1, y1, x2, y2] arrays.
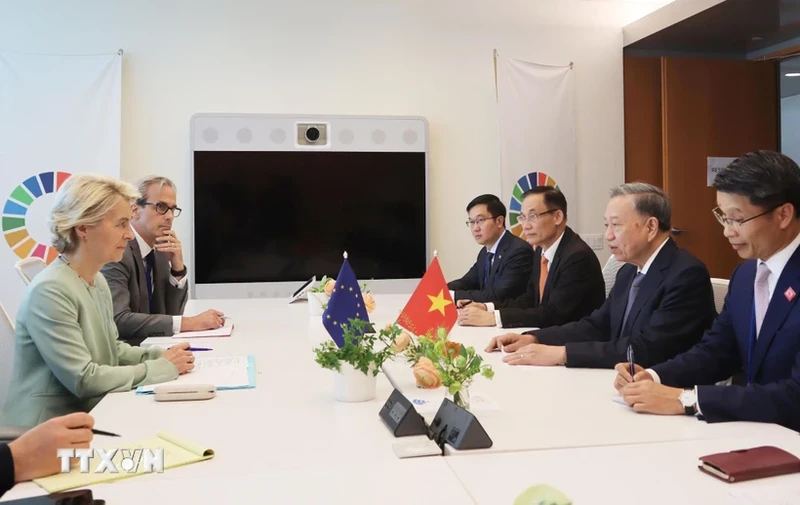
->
[[699, 446, 800, 483]]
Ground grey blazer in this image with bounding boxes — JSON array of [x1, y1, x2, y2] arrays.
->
[[101, 239, 188, 344]]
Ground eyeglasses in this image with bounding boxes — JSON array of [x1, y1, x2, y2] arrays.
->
[[517, 209, 557, 224], [141, 202, 182, 218], [712, 205, 780, 229], [465, 216, 498, 228]]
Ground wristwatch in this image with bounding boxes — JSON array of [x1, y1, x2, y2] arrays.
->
[[679, 388, 697, 416], [170, 265, 187, 277]]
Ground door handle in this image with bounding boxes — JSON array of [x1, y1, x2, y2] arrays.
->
[[671, 228, 687, 235]]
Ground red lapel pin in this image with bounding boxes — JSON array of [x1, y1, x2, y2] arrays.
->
[[785, 287, 796, 302]]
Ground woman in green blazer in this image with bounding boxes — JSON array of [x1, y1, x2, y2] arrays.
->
[[1, 175, 195, 426]]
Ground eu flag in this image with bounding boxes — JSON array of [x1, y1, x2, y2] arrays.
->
[[322, 256, 371, 348]]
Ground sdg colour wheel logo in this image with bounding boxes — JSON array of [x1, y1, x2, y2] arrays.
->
[[3, 171, 72, 264], [508, 171, 559, 238]]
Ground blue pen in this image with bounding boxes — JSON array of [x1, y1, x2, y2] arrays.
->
[[187, 347, 213, 351], [627, 345, 635, 379]]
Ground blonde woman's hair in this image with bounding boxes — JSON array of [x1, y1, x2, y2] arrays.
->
[[135, 175, 176, 204], [50, 174, 138, 254]]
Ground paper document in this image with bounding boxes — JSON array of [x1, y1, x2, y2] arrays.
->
[[612, 394, 628, 406], [173, 322, 234, 338], [33, 432, 214, 493], [137, 355, 254, 393]]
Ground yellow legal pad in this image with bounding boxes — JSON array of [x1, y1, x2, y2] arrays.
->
[[33, 431, 214, 493]]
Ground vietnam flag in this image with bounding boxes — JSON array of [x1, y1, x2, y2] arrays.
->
[[397, 256, 457, 338]]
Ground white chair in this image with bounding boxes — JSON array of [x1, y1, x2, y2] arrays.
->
[[601, 255, 624, 298], [15, 257, 47, 285], [0, 303, 14, 414], [710, 278, 730, 314]]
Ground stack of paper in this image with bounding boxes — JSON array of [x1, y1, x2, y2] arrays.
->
[[137, 355, 256, 394]]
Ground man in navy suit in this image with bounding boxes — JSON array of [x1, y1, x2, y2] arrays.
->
[[486, 183, 716, 369], [615, 151, 800, 432], [447, 194, 533, 302]]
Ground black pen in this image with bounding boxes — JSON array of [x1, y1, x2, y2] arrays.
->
[[92, 429, 121, 437], [627, 345, 635, 380], [458, 300, 472, 308]]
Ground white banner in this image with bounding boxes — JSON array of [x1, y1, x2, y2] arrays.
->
[[0, 52, 122, 319], [494, 52, 576, 237]]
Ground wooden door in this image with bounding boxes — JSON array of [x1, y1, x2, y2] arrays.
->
[[661, 57, 778, 279]]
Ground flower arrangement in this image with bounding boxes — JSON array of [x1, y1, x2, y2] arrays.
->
[[313, 318, 401, 376], [402, 327, 494, 410], [309, 276, 336, 295]]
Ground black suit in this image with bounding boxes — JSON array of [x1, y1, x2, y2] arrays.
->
[[494, 227, 605, 328], [532, 239, 717, 369], [0, 443, 13, 498], [448, 231, 533, 303]]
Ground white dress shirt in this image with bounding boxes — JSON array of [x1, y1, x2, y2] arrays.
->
[[450, 230, 508, 301], [132, 227, 187, 334], [647, 231, 800, 415], [487, 230, 565, 327]]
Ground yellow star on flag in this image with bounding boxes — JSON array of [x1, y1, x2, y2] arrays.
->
[[427, 289, 452, 316]]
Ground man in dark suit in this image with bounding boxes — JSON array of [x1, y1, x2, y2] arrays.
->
[[447, 194, 533, 303], [486, 183, 716, 369], [102, 176, 224, 344], [456, 187, 604, 328], [615, 151, 800, 431]]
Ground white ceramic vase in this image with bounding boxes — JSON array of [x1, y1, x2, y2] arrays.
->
[[308, 292, 329, 316], [333, 362, 377, 402]]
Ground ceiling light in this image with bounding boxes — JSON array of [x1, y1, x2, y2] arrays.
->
[[785, 73, 800, 77]]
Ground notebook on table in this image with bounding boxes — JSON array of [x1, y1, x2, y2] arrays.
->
[[136, 355, 256, 394], [33, 432, 215, 493], [699, 445, 800, 483]]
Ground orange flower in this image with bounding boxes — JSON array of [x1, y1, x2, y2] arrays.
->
[[442, 341, 462, 359], [323, 279, 336, 296], [392, 331, 411, 353], [363, 292, 376, 313], [413, 360, 441, 389]]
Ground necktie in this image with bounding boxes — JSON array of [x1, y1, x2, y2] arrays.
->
[[754, 262, 771, 338], [144, 251, 155, 314], [484, 252, 495, 287], [539, 255, 549, 302], [620, 272, 645, 336]]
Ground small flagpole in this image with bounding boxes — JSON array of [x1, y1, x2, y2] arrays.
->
[[343, 251, 348, 259], [433, 250, 438, 257]]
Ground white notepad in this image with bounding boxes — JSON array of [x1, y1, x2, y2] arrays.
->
[[138, 356, 251, 393]]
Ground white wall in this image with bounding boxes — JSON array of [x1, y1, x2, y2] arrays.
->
[[0, 0, 649, 286], [782, 94, 800, 166]]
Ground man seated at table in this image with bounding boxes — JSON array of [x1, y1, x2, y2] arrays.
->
[[1, 413, 94, 498], [615, 151, 800, 432], [486, 182, 717, 369], [456, 186, 604, 329], [448, 194, 533, 303], [102, 176, 224, 345]]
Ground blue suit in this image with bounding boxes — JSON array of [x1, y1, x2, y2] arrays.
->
[[653, 247, 800, 431]]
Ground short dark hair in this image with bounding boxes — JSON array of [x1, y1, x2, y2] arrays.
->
[[521, 186, 567, 218], [466, 194, 507, 226], [713, 150, 800, 218]]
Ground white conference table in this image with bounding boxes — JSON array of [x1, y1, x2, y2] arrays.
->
[[2, 295, 798, 504], [447, 434, 800, 504]]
